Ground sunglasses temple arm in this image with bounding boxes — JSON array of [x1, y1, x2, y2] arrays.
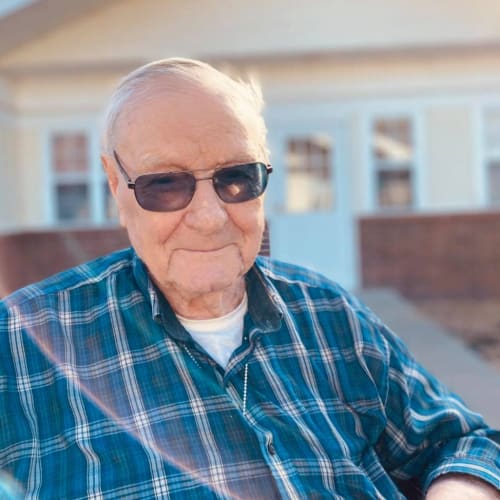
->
[[113, 151, 135, 188]]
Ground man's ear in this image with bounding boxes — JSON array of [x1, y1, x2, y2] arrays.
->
[[101, 154, 119, 197], [101, 153, 127, 229]]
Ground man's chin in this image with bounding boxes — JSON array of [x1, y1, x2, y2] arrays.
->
[[167, 248, 246, 292], [174, 271, 241, 297]]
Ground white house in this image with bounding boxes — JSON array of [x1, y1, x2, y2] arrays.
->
[[2, 0, 500, 290]]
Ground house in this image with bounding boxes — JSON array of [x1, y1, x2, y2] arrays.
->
[[2, 0, 500, 297]]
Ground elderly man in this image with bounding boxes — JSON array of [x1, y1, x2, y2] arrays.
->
[[0, 58, 499, 499]]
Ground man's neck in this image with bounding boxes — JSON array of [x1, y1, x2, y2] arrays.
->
[[159, 279, 246, 319]]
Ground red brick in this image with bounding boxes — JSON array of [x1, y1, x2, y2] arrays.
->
[[360, 212, 500, 299]]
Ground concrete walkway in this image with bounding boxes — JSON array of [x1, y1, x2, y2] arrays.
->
[[357, 288, 500, 429]]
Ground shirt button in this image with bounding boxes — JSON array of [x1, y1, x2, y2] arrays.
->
[[267, 441, 276, 455]]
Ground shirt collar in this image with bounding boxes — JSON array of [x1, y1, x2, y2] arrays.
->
[[131, 250, 282, 342], [131, 252, 188, 341], [245, 263, 283, 332]]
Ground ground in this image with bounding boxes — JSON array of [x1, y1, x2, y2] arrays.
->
[[412, 297, 500, 372]]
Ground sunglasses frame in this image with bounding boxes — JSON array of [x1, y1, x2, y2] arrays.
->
[[113, 150, 272, 212]]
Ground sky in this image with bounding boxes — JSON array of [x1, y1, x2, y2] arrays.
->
[[0, 0, 35, 18]]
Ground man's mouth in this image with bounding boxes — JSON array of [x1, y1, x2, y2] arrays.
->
[[179, 244, 234, 254]]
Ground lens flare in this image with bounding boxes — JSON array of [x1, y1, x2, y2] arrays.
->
[[0, 471, 23, 500], [7, 310, 251, 499]]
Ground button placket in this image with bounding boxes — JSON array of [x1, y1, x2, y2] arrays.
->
[[265, 433, 278, 457], [267, 440, 277, 456]]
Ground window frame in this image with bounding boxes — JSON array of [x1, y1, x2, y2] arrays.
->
[[42, 123, 115, 227], [362, 109, 424, 213], [284, 134, 335, 214], [478, 104, 500, 207]]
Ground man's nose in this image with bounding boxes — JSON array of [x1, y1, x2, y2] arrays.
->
[[183, 178, 229, 232]]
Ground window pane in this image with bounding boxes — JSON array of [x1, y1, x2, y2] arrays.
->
[[56, 184, 89, 221], [285, 135, 334, 213], [372, 118, 413, 162], [52, 133, 89, 172], [372, 117, 414, 210], [488, 161, 500, 203], [377, 170, 412, 208]]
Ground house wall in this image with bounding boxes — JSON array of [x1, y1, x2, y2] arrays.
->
[[3, 53, 500, 228], [16, 126, 43, 226], [259, 56, 500, 218], [2, 1, 500, 292], [360, 212, 500, 298], [1, 0, 500, 230], [251, 51, 500, 103], [13, 72, 120, 111], [0, 77, 17, 231], [425, 105, 477, 208], [8, 72, 121, 227], [0, 124, 16, 230], [2, 0, 500, 68]]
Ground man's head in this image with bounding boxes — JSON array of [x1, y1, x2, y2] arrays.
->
[[101, 58, 271, 317], [101, 58, 269, 160]]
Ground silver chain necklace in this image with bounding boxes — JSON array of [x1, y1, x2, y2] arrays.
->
[[183, 345, 249, 416]]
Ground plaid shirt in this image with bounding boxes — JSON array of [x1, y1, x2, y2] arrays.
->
[[1, 248, 499, 499]]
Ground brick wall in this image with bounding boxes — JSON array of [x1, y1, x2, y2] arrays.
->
[[0, 223, 271, 298], [0, 228, 130, 298], [360, 211, 500, 298]]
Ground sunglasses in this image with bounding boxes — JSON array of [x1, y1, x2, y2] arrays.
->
[[113, 151, 272, 212]]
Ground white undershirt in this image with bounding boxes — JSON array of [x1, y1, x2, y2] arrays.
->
[[177, 293, 248, 369]]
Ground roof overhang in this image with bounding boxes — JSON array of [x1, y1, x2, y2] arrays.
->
[[0, 0, 122, 58]]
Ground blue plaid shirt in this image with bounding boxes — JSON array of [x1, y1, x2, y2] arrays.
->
[[1, 248, 499, 499]]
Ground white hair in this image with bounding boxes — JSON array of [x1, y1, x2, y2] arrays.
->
[[101, 57, 269, 159]]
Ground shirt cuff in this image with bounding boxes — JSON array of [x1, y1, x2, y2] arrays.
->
[[423, 456, 500, 493]]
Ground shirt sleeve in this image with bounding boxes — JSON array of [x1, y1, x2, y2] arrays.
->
[[372, 321, 500, 494]]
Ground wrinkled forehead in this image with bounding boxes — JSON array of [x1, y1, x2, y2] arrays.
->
[[124, 87, 233, 138], [111, 79, 266, 171], [115, 76, 261, 145], [117, 68, 254, 120], [125, 75, 240, 115]]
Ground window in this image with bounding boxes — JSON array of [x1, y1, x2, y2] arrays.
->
[[49, 131, 117, 224], [483, 109, 500, 205], [371, 117, 414, 209], [51, 133, 91, 222], [285, 135, 334, 213]]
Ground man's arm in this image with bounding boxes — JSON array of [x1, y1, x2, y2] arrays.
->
[[365, 318, 500, 494], [427, 473, 499, 499]]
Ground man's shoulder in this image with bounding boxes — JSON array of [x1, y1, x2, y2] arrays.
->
[[0, 247, 135, 314], [254, 256, 384, 328], [255, 256, 349, 297]]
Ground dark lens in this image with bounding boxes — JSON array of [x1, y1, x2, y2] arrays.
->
[[134, 172, 195, 211], [213, 163, 269, 203]]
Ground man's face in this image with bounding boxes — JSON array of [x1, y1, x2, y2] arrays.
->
[[104, 81, 266, 306]]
